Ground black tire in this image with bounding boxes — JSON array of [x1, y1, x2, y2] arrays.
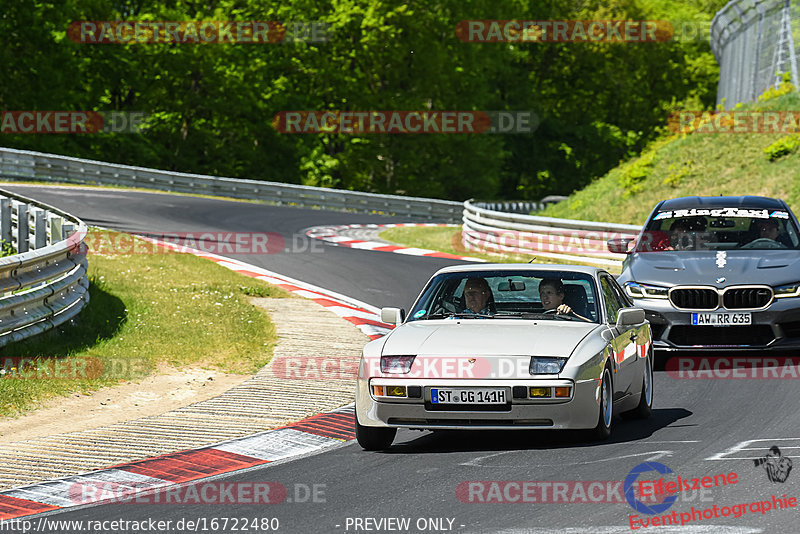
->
[[590, 366, 613, 441], [623, 351, 653, 420], [355, 417, 396, 451]]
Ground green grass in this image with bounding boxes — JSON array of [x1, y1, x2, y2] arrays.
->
[[0, 229, 288, 417], [538, 89, 800, 225]]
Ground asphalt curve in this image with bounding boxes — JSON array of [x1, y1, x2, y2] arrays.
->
[[4, 184, 798, 534]]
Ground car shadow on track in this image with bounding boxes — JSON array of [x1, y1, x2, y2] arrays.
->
[[382, 407, 693, 454]]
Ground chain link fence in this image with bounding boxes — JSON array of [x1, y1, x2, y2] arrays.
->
[[711, 0, 800, 108]]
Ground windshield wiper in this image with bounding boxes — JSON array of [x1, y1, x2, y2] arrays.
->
[[425, 312, 495, 319], [494, 312, 575, 320], [494, 312, 540, 318]]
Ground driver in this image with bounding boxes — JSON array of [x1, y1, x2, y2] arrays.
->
[[463, 278, 493, 315], [539, 278, 591, 322], [755, 219, 780, 241]]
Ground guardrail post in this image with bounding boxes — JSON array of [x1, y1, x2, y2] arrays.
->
[[62, 222, 75, 240], [16, 203, 29, 253], [49, 215, 63, 246], [0, 198, 10, 247], [31, 208, 47, 249]]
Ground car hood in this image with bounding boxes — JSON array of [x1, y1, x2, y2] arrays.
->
[[382, 320, 600, 358], [626, 250, 800, 287]]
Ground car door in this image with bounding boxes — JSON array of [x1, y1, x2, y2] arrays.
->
[[600, 275, 638, 396]]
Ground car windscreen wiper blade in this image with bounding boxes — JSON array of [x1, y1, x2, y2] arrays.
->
[[425, 312, 495, 319], [494, 312, 574, 320], [494, 312, 549, 318]]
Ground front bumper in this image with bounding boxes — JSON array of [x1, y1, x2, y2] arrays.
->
[[632, 297, 800, 351], [355, 378, 601, 430]]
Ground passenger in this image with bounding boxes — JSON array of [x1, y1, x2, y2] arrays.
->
[[538, 278, 591, 322], [462, 278, 493, 315], [667, 217, 707, 250]]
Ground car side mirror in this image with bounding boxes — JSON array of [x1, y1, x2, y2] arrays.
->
[[380, 307, 406, 325], [616, 307, 645, 327], [607, 238, 633, 254]]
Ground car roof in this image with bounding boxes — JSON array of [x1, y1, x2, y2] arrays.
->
[[430, 263, 605, 277], [656, 195, 786, 211]]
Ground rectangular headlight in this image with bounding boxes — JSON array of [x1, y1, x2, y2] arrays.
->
[[380, 355, 415, 373], [529, 357, 566, 375], [774, 282, 800, 298], [624, 282, 669, 299]]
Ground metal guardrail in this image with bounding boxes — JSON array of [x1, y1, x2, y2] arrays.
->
[[711, 0, 799, 108], [0, 188, 88, 347], [473, 196, 568, 214], [0, 147, 463, 222], [461, 200, 641, 269]]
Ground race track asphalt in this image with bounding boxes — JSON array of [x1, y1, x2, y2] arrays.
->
[[4, 184, 797, 534]]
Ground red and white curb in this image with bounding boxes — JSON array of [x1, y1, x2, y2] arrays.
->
[[306, 223, 486, 262], [0, 407, 356, 520], [0, 236, 395, 520]]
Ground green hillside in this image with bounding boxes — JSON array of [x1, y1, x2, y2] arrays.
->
[[539, 87, 800, 225]]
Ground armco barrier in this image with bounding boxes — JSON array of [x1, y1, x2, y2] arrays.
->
[[462, 200, 641, 269], [0, 147, 462, 222], [0, 147, 637, 272], [0, 188, 88, 347]]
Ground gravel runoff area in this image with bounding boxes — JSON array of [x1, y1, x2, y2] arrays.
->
[[0, 297, 366, 491]]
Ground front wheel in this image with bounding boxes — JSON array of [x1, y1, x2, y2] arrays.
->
[[624, 352, 653, 420], [590, 366, 613, 441], [355, 417, 396, 451]]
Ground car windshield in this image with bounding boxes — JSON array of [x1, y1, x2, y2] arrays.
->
[[635, 207, 800, 252], [407, 270, 600, 323]]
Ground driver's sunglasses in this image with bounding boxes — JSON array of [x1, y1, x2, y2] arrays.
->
[[464, 290, 487, 297]]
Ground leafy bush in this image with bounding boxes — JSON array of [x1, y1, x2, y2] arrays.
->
[[618, 150, 657, 198], [758, 73, 795, 102], [662, 160, 694, 188], [764, 135, 800, 161]]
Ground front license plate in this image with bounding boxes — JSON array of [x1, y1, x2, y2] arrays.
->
[[430, 388, 506, 404], [691, 312, 752, 326]]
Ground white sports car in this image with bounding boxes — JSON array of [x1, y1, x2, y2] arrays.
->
[[355, 264, 653, 450]]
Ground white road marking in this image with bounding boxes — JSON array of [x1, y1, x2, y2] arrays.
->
[[215, 428, 341, 461], [645, 440, 701, 444], [460, 450, 674, 468], [706, 438, 800, 460], [4, 469, 170, 507]]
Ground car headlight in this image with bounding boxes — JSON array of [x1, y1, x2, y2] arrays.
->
[[529, 357, 566, 375], [774, 282, 800, 298], [624, 281, 669, 299], [380, 355, 416, 373]]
